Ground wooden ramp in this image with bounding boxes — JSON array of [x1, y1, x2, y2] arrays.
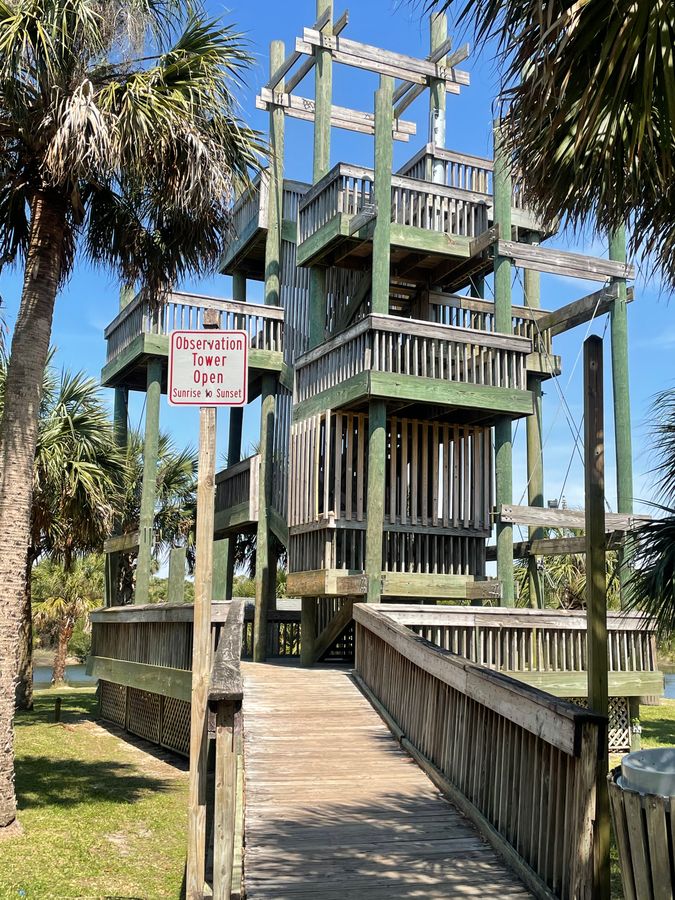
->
[[242, 661, 532, 899]]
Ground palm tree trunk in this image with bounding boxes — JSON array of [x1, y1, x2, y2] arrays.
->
[[15, 552, 35, 711], [52, 620, 72, 686], [0, 190, 66, 828]]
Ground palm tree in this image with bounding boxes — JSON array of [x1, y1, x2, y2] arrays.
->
[[514, 528, 621, 610], [114, 430, 198, 604], [0, 1, 261, 828], [32, 555, 103, 686], [0, 358, 125, 710], [424, 0, 675, 287], [627, 391, 675, 635]]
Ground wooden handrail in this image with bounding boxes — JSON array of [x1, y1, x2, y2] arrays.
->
[[354, 604, 601, 754], [294, 312, 531, 370], [354, 602, 606, 899], [215, 454, 258, 484], [209, 600, 245, 705], [379, 604, 657, 633], [104, 294, 284, 340]]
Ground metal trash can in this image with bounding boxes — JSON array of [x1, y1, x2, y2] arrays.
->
[[609, 748, 675, 900]]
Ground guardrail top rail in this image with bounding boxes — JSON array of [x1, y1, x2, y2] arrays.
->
[[294, 312, 531, 405], [353, 602, 606, 900], [298, 161, 490, 245], [104, 292, 285, 364], [378, 604, 658, 675]]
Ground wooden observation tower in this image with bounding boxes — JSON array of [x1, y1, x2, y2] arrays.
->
[[101, 4, 636, 669]]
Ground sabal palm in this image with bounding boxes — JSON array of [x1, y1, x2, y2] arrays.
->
[[514, 528, 620, 610], [627, 391, 675, 635], [32, 554, 104, 685], [425, 0, 675, 286], [114, 429, 197, 604], [0, 0, 261, 828], [0, 358, 124, 709]]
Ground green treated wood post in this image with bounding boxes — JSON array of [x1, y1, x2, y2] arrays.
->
[[106, 284, 134, 607], [584, 334, 610, 900], [308, 0, 333, 349], [255, 42, 284, 662], [493, 121, 514, 606], [430, 12, 447, 180], [372, 76, 394, 314], [254, 375, 276, 662], [301, 599, 317, 666], [609, 226, 634, 608], [211, 539, 228, 602], [105, 385, 128, 606], [222, 271, 246, 602], [313, 1, 333, 183], [525, 234, 544, 608], [168, 546, 187, 604], [135, 357, 162, 604], [366, 401, 387, 604]]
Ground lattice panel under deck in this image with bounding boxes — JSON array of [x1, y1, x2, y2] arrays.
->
[[565, 696, 631, 753], [99, 680, 127, 728], [161, 697, 191, 757], [127, 687, 161, 744]]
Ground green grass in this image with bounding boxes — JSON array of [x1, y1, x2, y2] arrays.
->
[[0, 687, 188, 900]]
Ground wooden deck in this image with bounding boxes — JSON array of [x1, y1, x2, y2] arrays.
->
[[242, 661, 532, 899]]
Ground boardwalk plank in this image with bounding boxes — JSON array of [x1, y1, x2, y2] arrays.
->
[[243, 662, 532, 899]]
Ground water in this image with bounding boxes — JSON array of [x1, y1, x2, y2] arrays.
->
[[33, 663, 96, 687], [665, 674, 675, 699]]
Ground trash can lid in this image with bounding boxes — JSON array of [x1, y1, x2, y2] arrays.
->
[[621, 748, 675, 796]]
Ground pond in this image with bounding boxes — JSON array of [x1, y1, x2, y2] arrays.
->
[[30, 667, 675, 696], [33, 664, 96, 687]]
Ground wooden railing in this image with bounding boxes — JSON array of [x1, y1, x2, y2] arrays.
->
[[231, 172, 268, 239], [429, 291, 553, 356], [207, 600, 245, 900], [382, 605, 658, 674], [294, 313, 530, 404], [298, 162, 489, 246], [398, 144, 530, 213], [104, 291, 284, 364], [215, 455, 260, 524], [353, 603, 606, 899]]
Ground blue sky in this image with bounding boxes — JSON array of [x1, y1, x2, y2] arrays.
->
[[0, 0, 672, 548]]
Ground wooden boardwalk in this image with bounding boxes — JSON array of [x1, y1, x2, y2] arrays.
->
[[242, 662, 532, 899]]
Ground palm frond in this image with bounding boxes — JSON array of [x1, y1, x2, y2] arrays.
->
[[423, 0, 675, 287]]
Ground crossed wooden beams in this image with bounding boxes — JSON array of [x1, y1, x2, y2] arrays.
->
[[256, 8, 471, 142]]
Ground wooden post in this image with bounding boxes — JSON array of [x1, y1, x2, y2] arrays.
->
[[168, 546, 186, 604], [254, 376, 275, 663], [186, 309, 219, 898], [584, 334, 610, 900], [135, 357, 162, 605], [254, 41, 284, 663], [221, 271, 246, 604], [106, 285, 130, 606], [493, 121, 514, 606], [213, 700, 237, 899], [308, 0, 333, 349], [429, 12, 447, 183], [366, 401, 387, 604], [372, 76, 394, 315], [525, 234, 545, 608], [301, 599, 317, 667], [609, 226, 634, 607]]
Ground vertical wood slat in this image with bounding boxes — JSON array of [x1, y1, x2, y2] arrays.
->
[[354, 610, 604, 900]]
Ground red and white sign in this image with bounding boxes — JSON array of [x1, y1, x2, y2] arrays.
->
[[168, 330, 248, 407]]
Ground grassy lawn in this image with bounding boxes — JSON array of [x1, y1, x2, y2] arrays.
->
[[0, 687, 188, 900]]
